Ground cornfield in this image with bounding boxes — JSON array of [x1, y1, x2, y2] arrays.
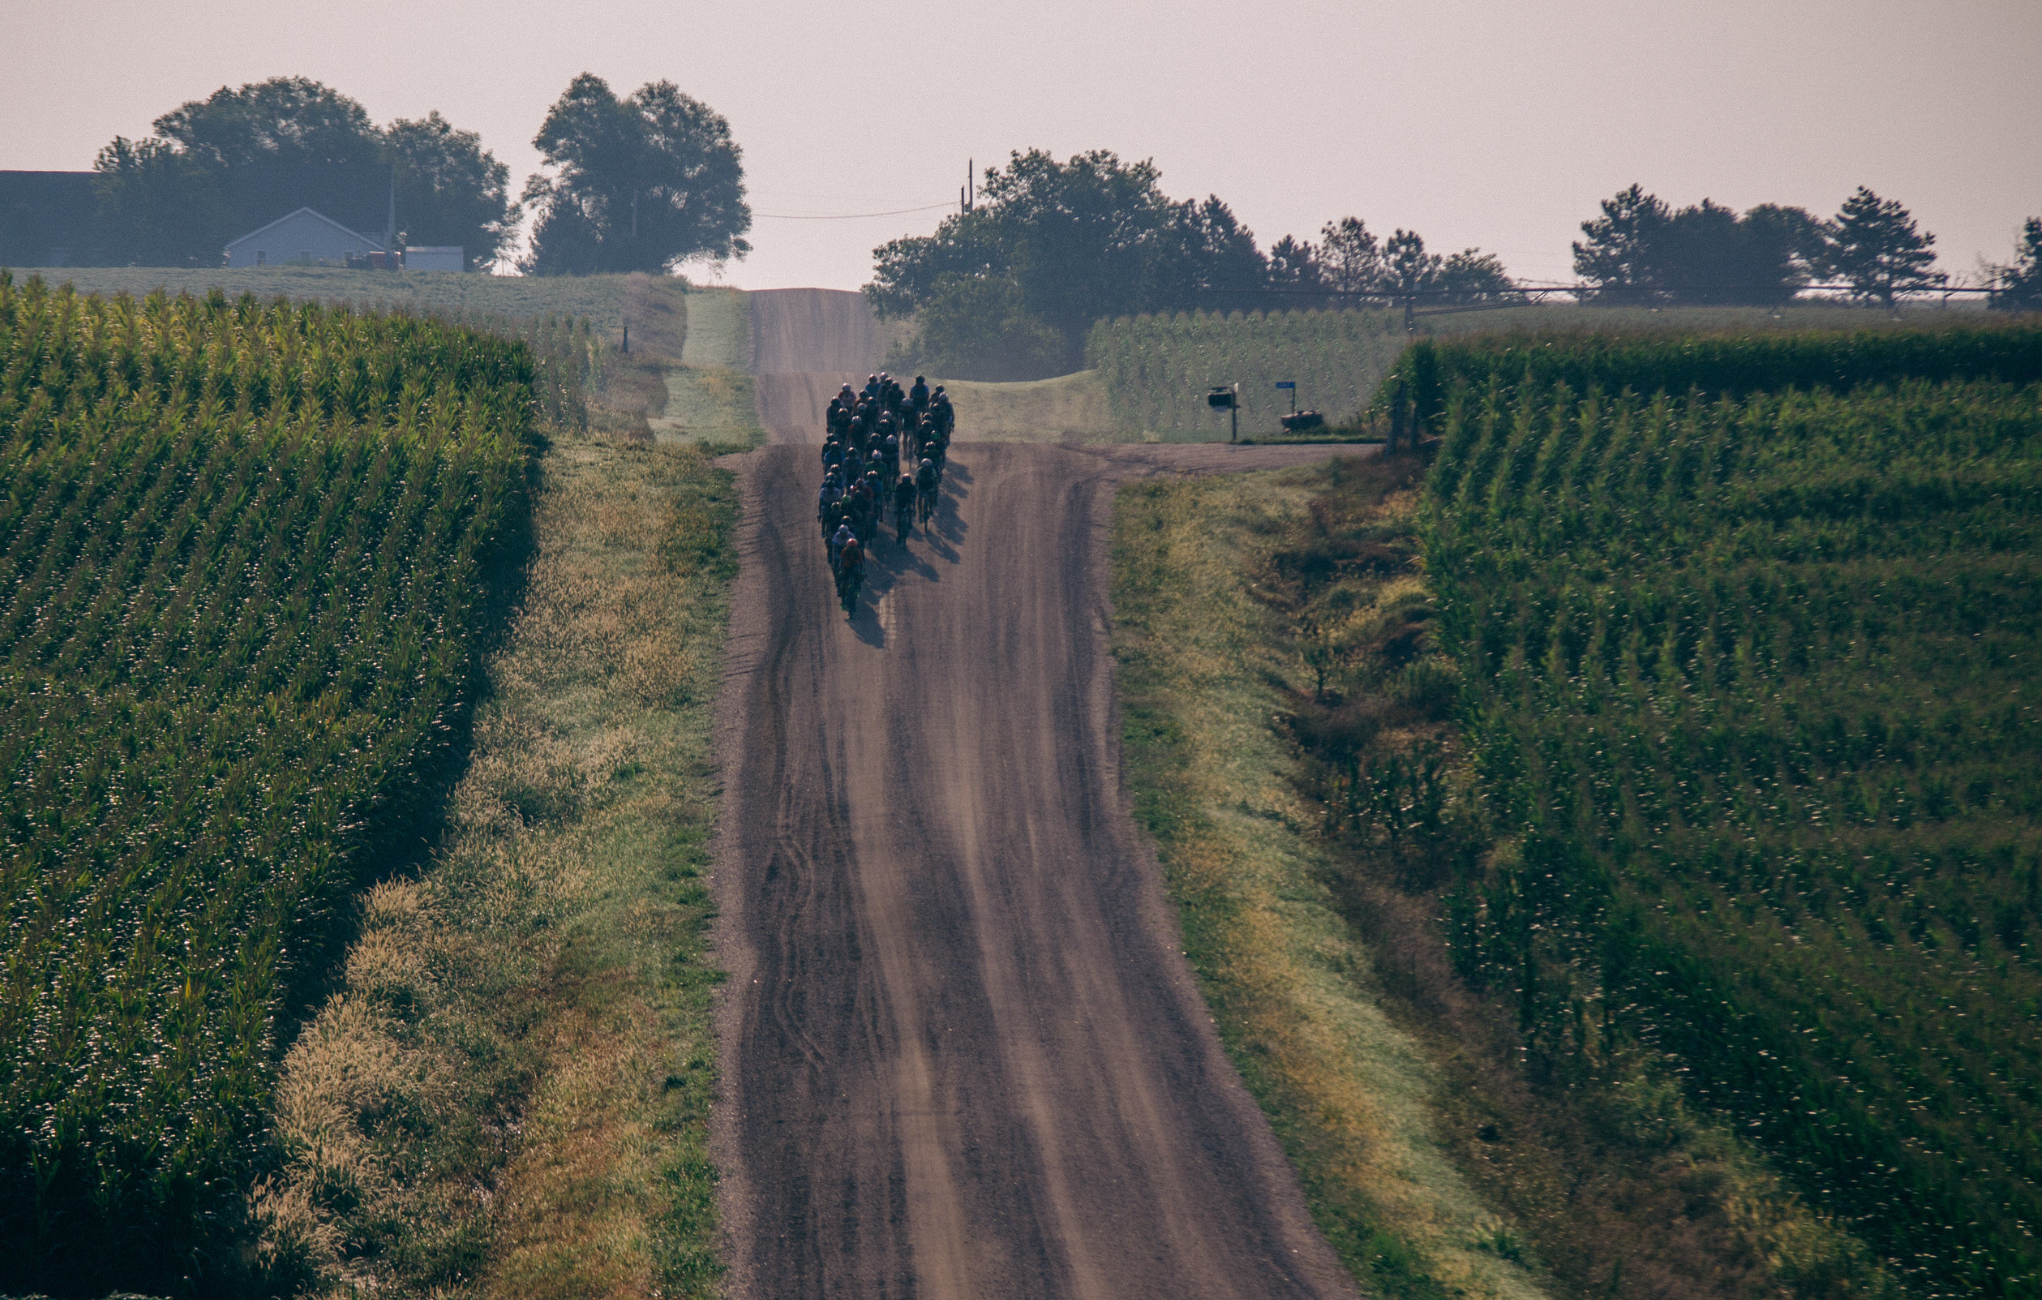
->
[[1414, 324, 2042, 1297], [0, 274, 540, 1288], [1085, 308, 1408, 435]]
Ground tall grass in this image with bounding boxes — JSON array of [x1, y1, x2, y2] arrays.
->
[[1413, 322, 2042, 1297], [0, 274, 538, 1291]]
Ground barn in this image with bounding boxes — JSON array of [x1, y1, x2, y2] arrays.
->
[[224, 207, 383, 268]]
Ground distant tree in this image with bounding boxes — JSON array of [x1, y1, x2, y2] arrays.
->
[[1988, 217, 2042, 312], [1165, 195, 1270, 304], [91, 76, 514, 268], [90, 136, 233, 267], [1573, 183, 1671, 303], [975, 149, 1200, 342], [1575, 184, 1831, 305], [1318, 217, 1384, 296], [522, 73, 751, 276], [1737, 202, 1830, 301], [869, 149, 1273, 375], [152, 76, 381, 171], [1382, 228, 1441, 312], [1264, 234, 1325, 302], [902, 275, 1069, 381], [93, 76, 383, 265], [1434, 248, 1518, 305], [1827, 186, 1943, 306], [385, 113, 516, 270]]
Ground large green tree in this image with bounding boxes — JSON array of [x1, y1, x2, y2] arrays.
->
[[384, 112, 515, 270], [520, 74, 751, 276], [869, 149, 1275, 375], [1573, 184, 1828, 305], [91, 77, 516, 268], [1827, 186, 1943, 306]]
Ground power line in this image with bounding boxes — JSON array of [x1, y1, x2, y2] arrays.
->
[[752, 201, 954, 221]]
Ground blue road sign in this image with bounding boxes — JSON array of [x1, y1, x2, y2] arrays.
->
[[1275, 381, 1296, 389]]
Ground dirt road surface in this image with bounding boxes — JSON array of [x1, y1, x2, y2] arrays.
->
[[750, 288, 888, 442], [711, 433, 1373, 1299]]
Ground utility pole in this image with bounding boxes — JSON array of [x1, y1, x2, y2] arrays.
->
[[961, 159, 974, 216]]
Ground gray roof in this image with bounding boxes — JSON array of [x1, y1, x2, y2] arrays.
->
[[224, 206, 383, 253]]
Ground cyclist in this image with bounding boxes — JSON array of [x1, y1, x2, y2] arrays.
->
[[817, 471, 842, 524], [829, 518, 855, 569], [836, 533, 866, 612], [915, 457, 939, 526], [909, 374, 929, 416], [893, 472, 916, 543], [861, 470, 885, 542]]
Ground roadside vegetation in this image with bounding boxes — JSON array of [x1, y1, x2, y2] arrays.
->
[[261, 438, 736, 1297], [1112, 464, 1545, 1300], [1414, 321, 2042, 1295], [0, 275, 539, 1290], [0, 272, 737, 1296], [1113, 318, 2042, 1299], [1113, 457, 1896, 1300]]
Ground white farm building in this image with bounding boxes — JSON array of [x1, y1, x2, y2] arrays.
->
[[225, 208, 382, 268], [402, 245, 464, 272]]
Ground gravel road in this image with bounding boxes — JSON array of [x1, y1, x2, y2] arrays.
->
[[715, 286, 1368, 1298], [749, 288, 887, 442], [709, 428, 1370, 1298]]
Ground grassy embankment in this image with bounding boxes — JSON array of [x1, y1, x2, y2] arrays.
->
[[648, 287, 759, 446], [1111, 457, 1898, 1300], [931, 369, 1118, 441], [264, 437, 738, 1297]]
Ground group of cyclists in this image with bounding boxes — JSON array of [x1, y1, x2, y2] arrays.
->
[[818, 372, 956, 613]]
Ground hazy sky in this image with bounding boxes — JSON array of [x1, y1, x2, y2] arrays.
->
[[6, 0, 2038, 290]]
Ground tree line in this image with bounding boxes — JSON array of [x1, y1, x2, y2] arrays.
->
[[66, 74, 750, 274], [866, 150, 1515, 380], [1572, 182, 1980, 308], [868, 154, 2042, 383]]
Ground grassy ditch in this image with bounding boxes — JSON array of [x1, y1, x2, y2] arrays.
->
[[1110, 455, 1896, 1300], [1111, 461, 1543, 1300], [258, 437, 738, 1297]]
